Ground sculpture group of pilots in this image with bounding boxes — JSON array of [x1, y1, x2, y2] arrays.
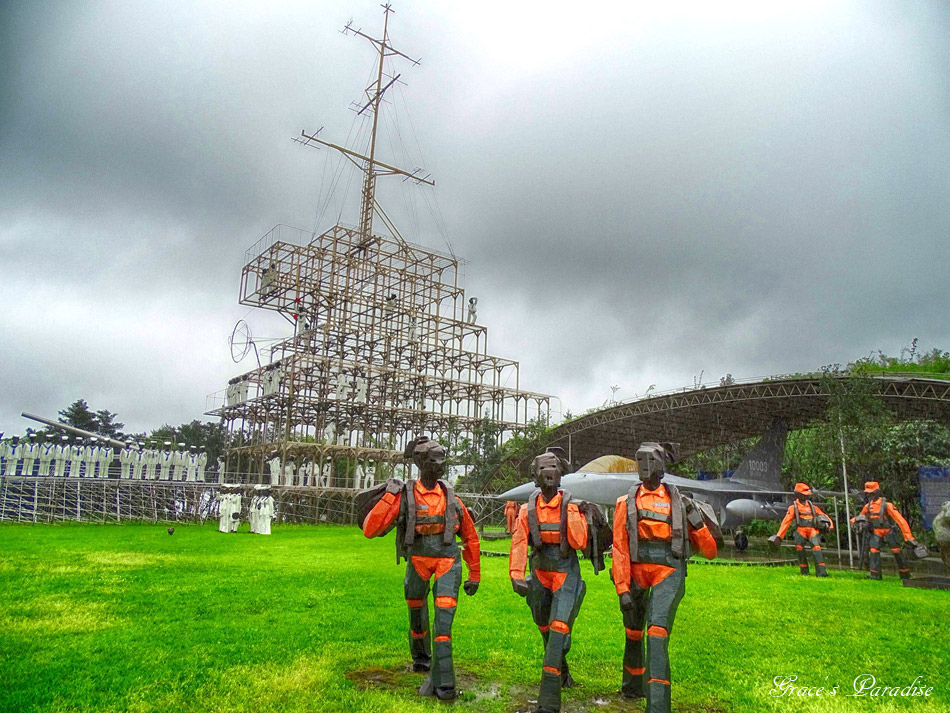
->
[[361, 436, 928, 713], [361, 438, 716, 713], [0, 434, 210, 482]]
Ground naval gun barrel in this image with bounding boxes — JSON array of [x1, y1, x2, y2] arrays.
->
[[20, 412, 136, 451]]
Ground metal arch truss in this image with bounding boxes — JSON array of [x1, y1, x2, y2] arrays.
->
[[547, 376, 950, 467]]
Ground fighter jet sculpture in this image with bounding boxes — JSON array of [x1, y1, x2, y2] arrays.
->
[[499, 418, 794, 533]]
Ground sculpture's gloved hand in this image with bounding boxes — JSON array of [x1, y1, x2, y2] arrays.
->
[[767, 534, 782, 549], [618, 591, 635, 612], [385, 478, 403, 495], [511, 578, 530, 598], [908, 539, 920, 548], [463, 580, 479, 596]]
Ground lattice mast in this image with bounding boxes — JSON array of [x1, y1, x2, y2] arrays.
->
[[208, 6, 551, 486], [298, 3, 434, 250]]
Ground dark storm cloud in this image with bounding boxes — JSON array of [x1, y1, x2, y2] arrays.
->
[[2, 1, 949, 433]]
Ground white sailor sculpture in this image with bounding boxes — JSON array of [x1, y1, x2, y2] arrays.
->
[[251, 484, 275, 535], [159, 443, 174, 480]]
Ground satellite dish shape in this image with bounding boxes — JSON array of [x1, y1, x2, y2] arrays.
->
[[229, 319, 262, 368]]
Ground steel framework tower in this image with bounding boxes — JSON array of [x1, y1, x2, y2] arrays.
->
[[207, 6, 551, 486]]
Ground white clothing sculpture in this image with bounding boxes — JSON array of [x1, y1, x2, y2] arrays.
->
[[319, 461, 332, 488], [133, 449, 146, 479], [468, 296, 478, 324], [98, 447, 114, 478], [184, 451, 199, 482], [267, 457, 282, 486], [80, 445, 96, 477], [197, 452, 208, 482], [20, 441, 38, 477], [363, 466, 376, 488], [159, 448, 174, 480], [216, 486, 234, 533], [142, 450, 157, 480], [299, 460, 314, 487], [282, 460, 296, 487], [66, 445, 81, 478], [53, 443, 69, 477], [229, 490, 242, 532], [0, 440, 11, 476], [354, 463, 365, 489], [215, 456, 225, 481], [251, 485, 275, 535], [37, 443, 55, 477]]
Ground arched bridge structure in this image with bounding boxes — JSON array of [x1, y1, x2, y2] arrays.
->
[[546, 375, 950, 467]]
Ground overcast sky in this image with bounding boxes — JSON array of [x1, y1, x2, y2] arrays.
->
[[1, 0, 949, 436]]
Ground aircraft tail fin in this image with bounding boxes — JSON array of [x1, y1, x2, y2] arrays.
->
[[729, 417, 787, 488]]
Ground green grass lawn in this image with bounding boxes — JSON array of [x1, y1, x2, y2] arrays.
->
[[0, 524, 946, 713]]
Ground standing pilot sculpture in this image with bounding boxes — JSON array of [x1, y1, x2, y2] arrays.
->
[[361, 436, 480, 701], [851, 481, 924, 580], [768, 482, 833, 576], [612, 442, 717, 713], [509, 447, 595, 713]]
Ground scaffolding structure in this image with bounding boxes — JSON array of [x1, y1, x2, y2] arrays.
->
[[0, 477, 509, 529], [206, 7, 550, 484]]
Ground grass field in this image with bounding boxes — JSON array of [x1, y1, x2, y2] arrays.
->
[[0, 523, 946, 713]]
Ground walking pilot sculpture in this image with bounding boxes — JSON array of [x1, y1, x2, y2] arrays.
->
[[508, 447, 596, 713], [612, 442, 717, 713], [768, 482, 834, 577], [360, 436, 480, 701]]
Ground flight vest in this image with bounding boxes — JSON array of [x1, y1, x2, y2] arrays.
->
[[402, 479, 460, 549], [793, 500, 817, 528], [867, 497, 892, 530], [526, 489, 572, 558], [626, 482, 697, 562]]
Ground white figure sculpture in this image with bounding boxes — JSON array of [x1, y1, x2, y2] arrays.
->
[[81, 444, 97, 477], [468, 296, 478, 324], [36, 441, 55, 476], [229, 489, 242, 532], [53, 439, 70, 477], [142, 449, 157, 480], [324, 422, 336, 444], [20, 439, 38, 477], [216, 485, 233, 533], [300, 459, 314, 487], [98, 446, 114, 478], [267, 456, 282, 486], [363, 466, 376, 488], [183, 448, 197, 482], [197, 451, 208, 482], [171, 444, 185, 481], [226, 381, 239, 407], [0, 435, 10, 476], [159, 443, 174, 480], [248, 490, 260, 533], [255, 485, 274, 535], [356, 377, 368, 403], [354, 463, 365, 489], [133, 447, 146, 479], [282, 458, 296, 487], [319, 460, 332, 488], [66, 444, 81, 478], [215, 456, 225, 481]]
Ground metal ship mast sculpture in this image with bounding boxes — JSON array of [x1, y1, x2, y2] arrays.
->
[[208, 5, 551, 486]]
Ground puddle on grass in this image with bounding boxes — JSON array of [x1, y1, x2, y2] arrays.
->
[[346, 666, 727, 712], [345, 664, 481, 695]]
